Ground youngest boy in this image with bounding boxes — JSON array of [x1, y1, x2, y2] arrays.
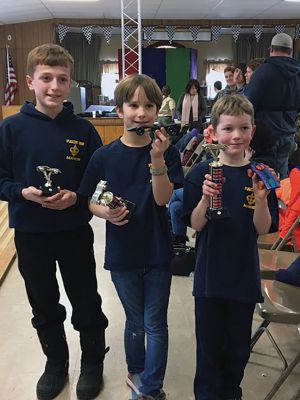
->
[[182, 95, 278, 400]]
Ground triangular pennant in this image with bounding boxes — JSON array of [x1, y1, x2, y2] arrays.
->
[[295, 24, 300, 40], [124, 25, 133, 42], [103, 26, 113, 44], [189, 26, 200, 43], [56, 24, 69, 43], [232, 25, 241, 42], [144, 26, 156, 44], [165, 26, 176, 43], [82, 26, 93, 45], [275, 25, 286, 34], [253, 25, 263, 43], [211, 25, 222, 42]]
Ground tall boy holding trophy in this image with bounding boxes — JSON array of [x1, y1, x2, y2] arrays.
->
[[78, 74, 183, 400], [0, 44, 108, 400], [182, 95, 278, 400]]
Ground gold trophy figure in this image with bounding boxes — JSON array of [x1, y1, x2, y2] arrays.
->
[[91, 180, 135, 220], [36, 165, 61, 196], [202, 143, 230, 220]]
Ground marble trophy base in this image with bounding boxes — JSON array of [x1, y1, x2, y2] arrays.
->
[[39, 185, 60, 197], [205, 207, 230, 220]]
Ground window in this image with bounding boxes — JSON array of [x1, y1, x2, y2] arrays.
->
[[100, 62, 119, 102], [205, 60, 233, 99]]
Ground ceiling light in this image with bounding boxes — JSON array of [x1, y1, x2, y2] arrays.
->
[[48, 0, 99, 2], [284, 0, 300, 2]]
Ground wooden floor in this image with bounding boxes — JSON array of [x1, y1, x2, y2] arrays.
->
[[0, 201, 16, 285]]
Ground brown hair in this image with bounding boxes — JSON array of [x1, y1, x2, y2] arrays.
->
[[27, 44, 74, 76], [211, 95, 254, 128], [246, 58, 265, 72], [224, 66, 235, 74], [114, 74, 162, 110]]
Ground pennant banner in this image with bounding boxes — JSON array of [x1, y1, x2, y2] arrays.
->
[[82, 26, 93, 44], [124, 25, 134, 42], [165, 26, 176, 43], [253, 25, 263, 43], [232, 25, 241, 42], [103, 26, 113, 44], [189, 26, 201, 43], [144, 26, 156, 43], [57, 24, 69, 43], [295, 24, 300, 40], [211, 25, 222, 42], [275, 25, 286, 34]]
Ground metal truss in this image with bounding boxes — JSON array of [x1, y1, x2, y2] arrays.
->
[[120, 0, 142, 78]]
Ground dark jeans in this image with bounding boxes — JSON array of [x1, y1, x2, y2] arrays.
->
[[194, 297, 255, 400], [168, 188, 186, 237], [111, 267, 172, 397], [15, 224, 108, 333]]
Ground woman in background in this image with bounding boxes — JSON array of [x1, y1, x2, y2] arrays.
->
[[176, 79, 207, 131], [157, 85, 176, 127]]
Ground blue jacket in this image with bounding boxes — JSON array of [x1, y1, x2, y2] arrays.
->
[[244, 56, 300, 137]]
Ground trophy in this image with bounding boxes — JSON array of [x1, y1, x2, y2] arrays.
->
[[91, 180, 135, 221], [36, 165, 61, 196], [202, 144, 230, 220]]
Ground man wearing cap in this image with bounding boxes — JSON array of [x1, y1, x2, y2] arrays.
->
[[244, 32, 300, 178]]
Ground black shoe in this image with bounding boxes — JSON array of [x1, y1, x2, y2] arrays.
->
[[76, 363, 104, 400], [36, 361, 68, 400]]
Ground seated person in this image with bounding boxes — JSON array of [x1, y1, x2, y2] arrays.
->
[[275, 256, 300, 287], [157, 85, 176, 127], [168, 188, 188, 245]]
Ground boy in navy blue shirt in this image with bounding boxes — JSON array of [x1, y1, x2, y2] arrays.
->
[[0, 44, 108, 400], [182, 95, 278, 400], [78, 74, 183, 400]]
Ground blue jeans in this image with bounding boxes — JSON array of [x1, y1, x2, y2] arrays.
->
[[168, 188, 186, 237], [274, 134, 295, 179], [111, 267, 172, 396]]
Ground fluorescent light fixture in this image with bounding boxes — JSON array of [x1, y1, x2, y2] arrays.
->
[[48, 0, 99, 2], [284, 0, 300, 2]]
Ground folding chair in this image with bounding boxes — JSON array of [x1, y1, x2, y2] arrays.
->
[[258, 248, 300, 279], [251, 280, 300, 400]]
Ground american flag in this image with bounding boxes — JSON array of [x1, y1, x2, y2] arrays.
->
[[4, 53, 17, 106]]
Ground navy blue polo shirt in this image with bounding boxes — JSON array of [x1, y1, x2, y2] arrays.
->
[[182, 160, 278, 304]]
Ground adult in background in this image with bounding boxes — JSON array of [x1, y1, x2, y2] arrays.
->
[[176, 79, 207, 131], [157, 85, 176, 127], [244, 33, 300, 178]]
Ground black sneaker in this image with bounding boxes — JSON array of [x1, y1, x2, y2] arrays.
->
[[76, 363, 104, 400], [36, 361, 68, 400]]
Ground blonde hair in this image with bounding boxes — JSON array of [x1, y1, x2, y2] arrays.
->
[[211, 95, 254, 128], [114, 74, 162, 110], [27, 44, 74, 76]]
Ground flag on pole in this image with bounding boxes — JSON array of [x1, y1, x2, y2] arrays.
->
[[5, 49, 17, 106]]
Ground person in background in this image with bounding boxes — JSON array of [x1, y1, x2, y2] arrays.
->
[[244, 32, 300, 179], [244, 58, 265, 84], [157, 85, 176, 127], [0, 44, 108, 400], [234, 63, 247, 94], [78, 74, 184, 400], [213, 80, 222, 102], [176, 79, 207, 131], [182, 95, 278, 400], [216, 66, 237, 99]]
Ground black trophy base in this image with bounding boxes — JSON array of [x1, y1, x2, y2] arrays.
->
[[39, 186, 60, 197], [205, 207, 230, 220], [124, 200, 136, 221]]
